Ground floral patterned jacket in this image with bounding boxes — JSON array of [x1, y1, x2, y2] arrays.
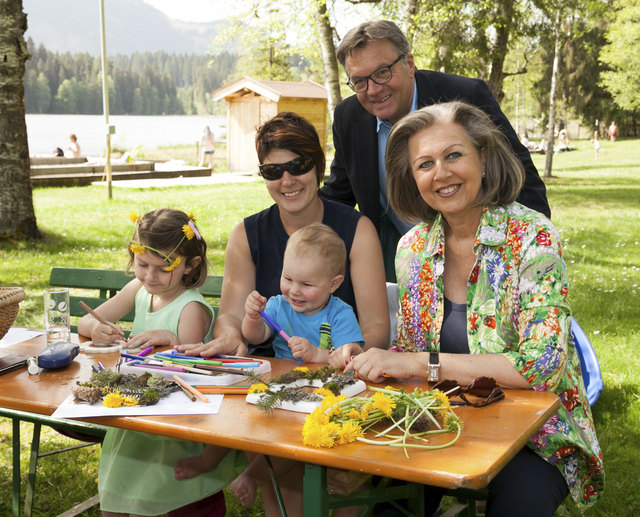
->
[[392, 202, 604, 508]]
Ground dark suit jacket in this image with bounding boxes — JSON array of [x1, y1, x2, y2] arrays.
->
[[320, 69, 551, 230]]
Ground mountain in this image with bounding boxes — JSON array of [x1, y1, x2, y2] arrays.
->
[[22, 0, 228, 55]]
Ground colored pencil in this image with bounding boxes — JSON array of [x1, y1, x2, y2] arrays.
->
[[177, 384, 196, 402], [173, 375, 209, 403], [194, 386, 252, 395], [78, 301, 125, 339], [259, 311, 291, 343]]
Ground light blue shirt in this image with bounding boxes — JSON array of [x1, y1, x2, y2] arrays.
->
[[377, 80, 418, 234], [263, 295, 364, 361]]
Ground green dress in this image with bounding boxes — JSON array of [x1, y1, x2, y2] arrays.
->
[[98, 287, 247, 515]]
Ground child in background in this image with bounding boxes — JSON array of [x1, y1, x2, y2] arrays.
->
[[592, 130, 601, 159], [175, 223, 364, 515], [79, 208, 244, 517]]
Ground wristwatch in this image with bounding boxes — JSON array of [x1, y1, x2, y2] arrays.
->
[[428, 352, 440, 382]]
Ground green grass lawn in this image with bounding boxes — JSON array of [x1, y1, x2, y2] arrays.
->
[[1, 137, 639, 515]]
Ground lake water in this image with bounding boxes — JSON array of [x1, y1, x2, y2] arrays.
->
[[26, 114, 226, 156]]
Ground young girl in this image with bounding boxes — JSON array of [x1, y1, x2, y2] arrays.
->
[[79, 208, 244, 517]]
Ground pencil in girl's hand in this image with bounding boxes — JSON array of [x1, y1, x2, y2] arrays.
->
[[259, 311, 291, 343], [79, 300, 126, 340]]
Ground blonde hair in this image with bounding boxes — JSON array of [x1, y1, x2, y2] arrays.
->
[[386, 101, 525, 223], [285, 223, 346, 278]]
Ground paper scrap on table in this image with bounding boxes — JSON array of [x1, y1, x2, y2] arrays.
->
[[51, 390, 223, 419], [0, 328, 44, 348]]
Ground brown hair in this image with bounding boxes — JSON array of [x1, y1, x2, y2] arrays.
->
[[386, 101, 525, 223], [127, 208, 209, 289], [285, 223, 346, 278], [255, 112, 325, 186], [337, 20, 410, 68]]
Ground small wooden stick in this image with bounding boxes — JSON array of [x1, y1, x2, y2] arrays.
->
[[173, 375, 209, 403]]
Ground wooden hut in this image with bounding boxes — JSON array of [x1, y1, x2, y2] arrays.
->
[[212, 77, 328, 172]]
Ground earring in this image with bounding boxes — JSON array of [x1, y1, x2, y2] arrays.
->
[[482, 170, 486, 178]]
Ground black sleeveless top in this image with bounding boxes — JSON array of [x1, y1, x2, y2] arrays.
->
[[244, 198, 362, 355], [440, 297, 470, 354]]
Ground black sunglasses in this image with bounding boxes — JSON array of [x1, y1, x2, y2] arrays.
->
[[432, 376, 505, 408], [258, 155, 315, 181]]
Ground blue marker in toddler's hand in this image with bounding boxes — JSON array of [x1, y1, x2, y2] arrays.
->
[[259, 311, 291, 343]]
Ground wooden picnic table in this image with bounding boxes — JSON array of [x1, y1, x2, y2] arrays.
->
[[0, 329, 560, 516]]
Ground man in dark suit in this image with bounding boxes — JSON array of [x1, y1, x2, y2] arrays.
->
[[320, 20, 550, 281]]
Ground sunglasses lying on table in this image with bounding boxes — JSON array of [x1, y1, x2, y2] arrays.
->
[[432, 376, 505, 407], [258, 155, 315, 181]]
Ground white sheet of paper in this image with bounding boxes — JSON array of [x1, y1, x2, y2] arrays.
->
[[0, 328, 44, 348], [51, 390, 223, 419]]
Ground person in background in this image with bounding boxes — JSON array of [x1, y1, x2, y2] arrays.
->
[[346, 101, 604, 516], [608, 121, 618, 143], [320, 20, 550, 281], [592, 130, 601, 160], [65, 133, 81, 158], [557, 128, 570, 151], [199, 125, 216, 168]]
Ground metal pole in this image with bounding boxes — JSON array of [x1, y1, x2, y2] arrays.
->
[[99, 0, 112, 199]]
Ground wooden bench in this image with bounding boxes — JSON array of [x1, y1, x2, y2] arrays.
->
[[49, 267, 223, 334]]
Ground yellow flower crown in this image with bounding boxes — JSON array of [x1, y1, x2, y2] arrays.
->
[[128, 211, 201, 272]]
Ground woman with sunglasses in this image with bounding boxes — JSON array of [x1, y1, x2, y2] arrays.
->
[[177, 111, 388, 356], [346, 102, 604, 516]]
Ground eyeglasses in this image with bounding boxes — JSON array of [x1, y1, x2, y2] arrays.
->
[[432, 376, 505, 408], [258, 155, 315, 181], [346, 54, 406, 93]]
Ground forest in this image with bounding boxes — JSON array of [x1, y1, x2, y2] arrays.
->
[[23, 39, 237, 116]]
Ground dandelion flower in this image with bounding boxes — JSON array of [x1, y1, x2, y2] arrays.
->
[[338, 421, 364, 444], [122, 396, 138, 407], [129, 243, 147, 255], [164, 256, 182, 272], [103, 391, 124, 408], [294, 367, 310, 374], [360, 402, 372, 421], [433, 390, 450, 409], [249, 383, 269, 394], [187, 212, 198, 223], [372, 392, 396, 417], [130, 211, 140, 224], [314, 387, 334, 398], [347, 408, 361, 420], [182, 224, 195, 240]]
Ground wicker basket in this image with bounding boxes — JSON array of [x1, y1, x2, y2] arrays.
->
[[0, 287, 26, 339]]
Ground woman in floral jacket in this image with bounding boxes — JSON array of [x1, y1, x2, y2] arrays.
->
[[347, 101, 604, 516]]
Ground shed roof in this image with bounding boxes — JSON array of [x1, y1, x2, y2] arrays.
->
[[212, 77, 327, 102]]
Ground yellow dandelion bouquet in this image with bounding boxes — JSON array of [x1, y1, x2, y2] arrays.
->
[[71, 369, 180, 408], [245, 366, 366, 414], [302, 384, 463, 455]]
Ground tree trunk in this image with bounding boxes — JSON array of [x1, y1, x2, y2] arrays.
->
[[0, 0, 40, 239], [487, 0, 514, 102], [314, 1, 341, 119], [401, 0, 419, 47], [544, 9, 562, 179]]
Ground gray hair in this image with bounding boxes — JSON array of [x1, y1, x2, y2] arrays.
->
[[386, 101, 525, 223], [337, 20, 410, 68]]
